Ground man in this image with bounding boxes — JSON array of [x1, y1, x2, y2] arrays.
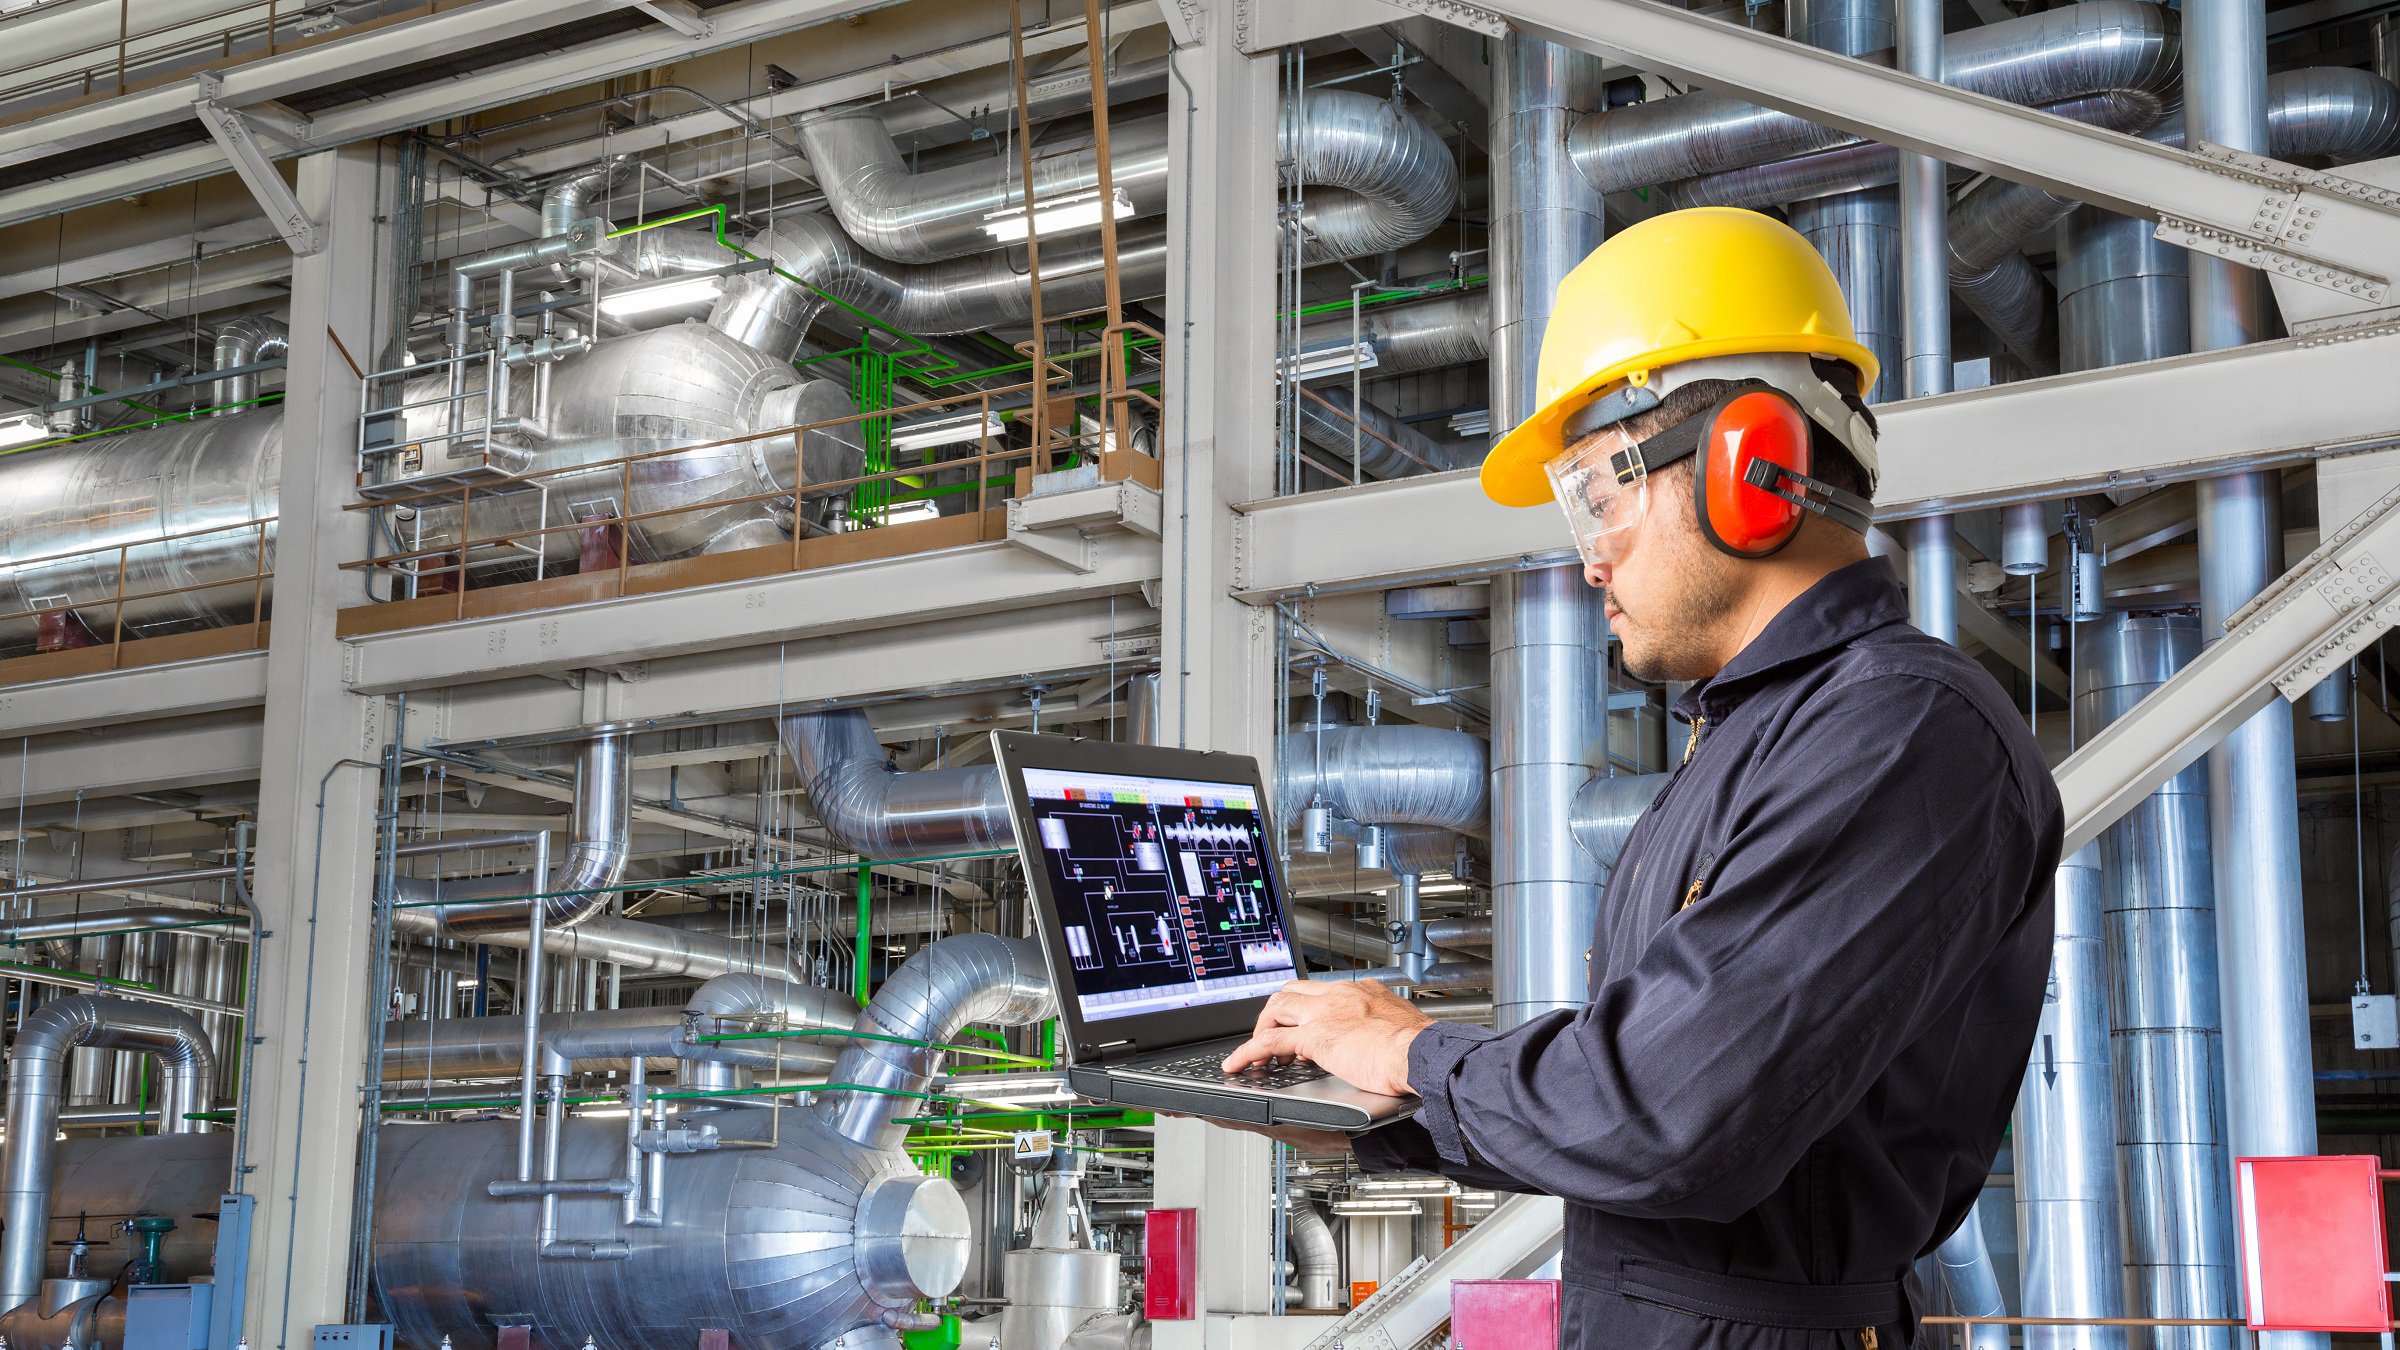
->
[[1221, 208, 2059, 1348]]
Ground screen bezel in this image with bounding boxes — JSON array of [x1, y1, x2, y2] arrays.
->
[[992, 729, 1297, 1065]]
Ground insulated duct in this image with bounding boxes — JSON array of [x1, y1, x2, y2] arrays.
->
[[2080, 615, 2238, 1347], [1294, 290, 1490, 378], [778, 708, 1015, 861], [1960, 67, 2400, 368], [1566, 773, 1671, 870], [0, 995, 214, 1313], [1289, 1195, 1340, 1311], [391, 909, 810, 982], [380, 975, 858, 1082], [800, 89, 1452, 266], [210, 315, 288, 413], [1275, 726, 1490, 837], [391, 734, 631, 936], [2012, 847, 2129, 1348], [1567, 2, 2180, 193], [1788, 0, 1901, 403], [1293, 386, 1473, 482], [813, 932, 1056, 1150], [543, 154, 635, 238], [1488, 34, 1610, 1033], [1933, 1210, 2010, 1350]]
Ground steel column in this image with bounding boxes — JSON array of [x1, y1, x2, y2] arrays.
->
[[1488, 35, 1609, 1031]]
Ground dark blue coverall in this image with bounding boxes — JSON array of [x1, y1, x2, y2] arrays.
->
[[1355, 557, 2061, 1349]]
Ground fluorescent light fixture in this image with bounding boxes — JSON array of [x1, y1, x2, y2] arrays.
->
[[1331, 1198, 1423, 1216], [454, 976, 483, 988], [597, 274, 725, 317], [577, 1106, 631, 1119], [1417, 881, 1472, 896], [1277, 341, 1380, 382], [1449, 408, 1491, 437], [948, 1072, 1078, 1108], [0, 412, 50, 448], [982, 187, 1135, 243], [889, 410, 1003, 452], [1353, 1176, 1455, 1197], [971, 1088, 1079, 1107]]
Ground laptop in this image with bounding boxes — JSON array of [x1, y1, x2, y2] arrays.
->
[[991, 730, 1418, 1133]]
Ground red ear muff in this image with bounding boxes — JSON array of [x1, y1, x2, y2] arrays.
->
[[1692, 389, 1813, 559]]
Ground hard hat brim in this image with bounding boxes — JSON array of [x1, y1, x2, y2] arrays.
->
[[1479, 333, 1882, 509]]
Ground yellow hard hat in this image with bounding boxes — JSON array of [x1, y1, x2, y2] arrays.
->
[[1480, 207, 1881, 508]]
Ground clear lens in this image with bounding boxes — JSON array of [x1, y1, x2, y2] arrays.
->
[[1544, 427, 1651, 568]]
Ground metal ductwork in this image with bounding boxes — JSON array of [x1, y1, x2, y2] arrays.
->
[[2013, 846, 2129, 1348], [389, 909, 811, 982], [1933, 1209, 2011, 1350], [2079, 615, 2238, 1343], [800, 89, 1452, 267], [1294, 386, 1473, 482], [1955, 66, 2400, 368], [813, 932, 1056, 1150], [543, 154, 635, 238], [1567, 2, 2180, 193], [380, 974, 858, 1083], [0, 996, 214, 1314], [1276, 726, 1490, 837], [392, 734, 632, 936], [210, 315, 288, 413], [1294, 290, 1490, 378], [1289, 1195, 1340, 1311], [1567, 773, 1670, 870], [779, 708, 1015, 862]]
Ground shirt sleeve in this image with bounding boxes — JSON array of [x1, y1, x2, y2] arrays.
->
[[1403, 673, 2055, 1222], [1350, 1041, 1548, 1194]]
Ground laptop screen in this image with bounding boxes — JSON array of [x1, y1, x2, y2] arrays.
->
[[1020, 765, 1298, 1023]]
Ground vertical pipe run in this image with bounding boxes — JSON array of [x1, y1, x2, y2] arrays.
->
[[2012, 847, 2129, 1348], [1487, 36, 1609, 1032], [2081, 615, 2237, 1350], [1897, 0, 1954, 646], [516, 834, 550, 1184]]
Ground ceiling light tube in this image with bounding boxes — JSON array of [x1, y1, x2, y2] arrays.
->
[[0, 412, 51, 448], [888, 410, 1004, 453], [596, 274, 726, 317], [1277, 341, 1380, 382], [982, 187, 1135, 244]]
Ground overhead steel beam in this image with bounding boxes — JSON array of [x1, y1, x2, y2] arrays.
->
[[0, 650, 268, 740], [0, 710, 263, 807], [346, 530, 1161, 693], [192, 77, 321, 255], [2054, 481, 2400, 856], [0, 0, 893, 230], [1407, 0, 2400, 315], [629, 0, 714, 37], [1232, 323, 2400, 601]]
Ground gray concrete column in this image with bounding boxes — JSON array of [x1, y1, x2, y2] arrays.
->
[[1152, 9, 1286, 1337], [238, 143, 398, 1347]]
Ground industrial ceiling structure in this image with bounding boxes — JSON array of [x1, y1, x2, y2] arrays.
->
[[0, 0, 2394, 1345]]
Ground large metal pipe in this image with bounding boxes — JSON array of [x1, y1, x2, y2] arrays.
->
[[392, 735, 631, 935], [2012, 847, 2128, 1348], [0, 995, 213, 1312], [1293, 386, 1474, 482], [1568, 2, 2177, 193], [800, 90, 1453, 267], [2080, 615, 2237, 1349], [1289, 1194, 1339, 1311], [210, 315, 288, 414], [778, 709, 1014, 862], [813, 932, 1056, 1150], [1488, 35, 1609, 1033], [1565, 773, 1669, 871], [1275, 726, 1489, 837], [1295, 291, 1490, 378]]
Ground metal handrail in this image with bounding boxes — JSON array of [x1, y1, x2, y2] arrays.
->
[[0, 517, 271, 662]]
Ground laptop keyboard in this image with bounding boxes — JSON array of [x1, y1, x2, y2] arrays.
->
[[1145, 1053, 1330, 1090]]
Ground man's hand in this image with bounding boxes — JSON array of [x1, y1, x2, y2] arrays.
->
[[1222, 978, 1432, 1097]]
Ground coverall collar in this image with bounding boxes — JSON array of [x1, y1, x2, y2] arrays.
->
[[1670, 556, 1909, 725]]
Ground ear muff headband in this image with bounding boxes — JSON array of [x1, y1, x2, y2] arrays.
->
[[1613, 382, 1876, 560]]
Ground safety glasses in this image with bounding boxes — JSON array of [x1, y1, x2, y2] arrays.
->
[[1543, 423, 1656, 569]]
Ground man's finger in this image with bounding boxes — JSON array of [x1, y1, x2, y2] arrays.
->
[[1222, 1025, 1304, 1073]]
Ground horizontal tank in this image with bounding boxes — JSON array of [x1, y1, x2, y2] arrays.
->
[[23, 1107, 961, 1350], [0, 324, 864, 655]]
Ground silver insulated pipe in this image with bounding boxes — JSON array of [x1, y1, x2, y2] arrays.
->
[[2012, 846, 2129, 1348], [1487, 36, 1610, 1032], [813, 932, 1057, 1150], [210, 315, 288, 413], [0, 995, 214, 1313], [1275, 726, 1490, 836], [779, 708, 1015, 862], [1567, 773, 1671, 871], [2080, 615, 2238, 1347], [391, 734, 631, 935], [800, 90, 1453, 266]]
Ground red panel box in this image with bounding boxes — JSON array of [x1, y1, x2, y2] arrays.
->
[[1450, 1279, 1562, 1349], [1144, 1208, 1198, 1320], [2236, 1155, 2391, 1333]]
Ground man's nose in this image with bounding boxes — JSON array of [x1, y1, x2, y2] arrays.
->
[[1584, 561, 1610, 590]]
